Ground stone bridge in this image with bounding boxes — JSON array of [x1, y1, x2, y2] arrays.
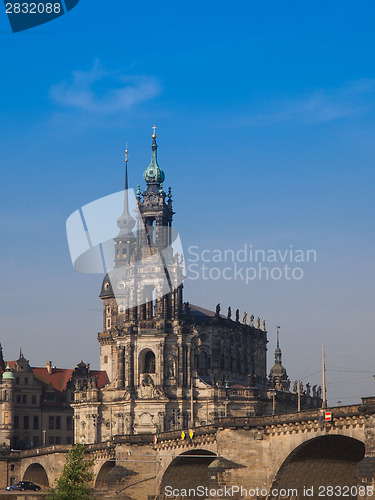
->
[[3, 399, 375, 500]]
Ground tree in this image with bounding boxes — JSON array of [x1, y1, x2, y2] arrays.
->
[[49, 444, 95, 500]]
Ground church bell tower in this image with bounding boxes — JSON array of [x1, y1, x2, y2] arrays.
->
[[98, 130, 185, 405]]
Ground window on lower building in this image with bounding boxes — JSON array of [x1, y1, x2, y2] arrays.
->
[[4, 412, 9, 425], [67, 436, 72, 444], [22, 395, 27, 404], [66, 416, 73, 430], [32, 395, 36, 404], [24, 416, 29, 429], [24, 377, 28, 385], [10, 464, 14, 471], [16, 395, 21, 404], [55, 436, 61, 444], [33, 416, 39, 430], [49, 416, 61, 430], [14, 416, 19, 429], [46, 391, 55, 401], [33, 436, 39, 447], [49, 436, 54, 445]]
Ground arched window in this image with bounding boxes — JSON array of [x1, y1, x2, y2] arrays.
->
[[143, 351, 156, 374], [197, 351, 207, 368]]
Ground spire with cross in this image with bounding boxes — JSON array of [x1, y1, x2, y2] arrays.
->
[[143, 125, 165, 186]]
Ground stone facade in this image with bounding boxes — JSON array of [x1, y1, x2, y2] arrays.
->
[[0, 404, 370, 499], [72, 133, 322, 444], [0, 133, 374, 496], [0, 349, 108, 455]]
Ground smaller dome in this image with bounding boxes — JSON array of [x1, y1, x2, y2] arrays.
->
[[270, 362, 286, 378], [2, 363, 15, 380], [144, 162, 165, 184], [143, 136, 165, 185]]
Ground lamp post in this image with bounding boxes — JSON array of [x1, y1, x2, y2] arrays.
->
[[322, 344, 327, 408]]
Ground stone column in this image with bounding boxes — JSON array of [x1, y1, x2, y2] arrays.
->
[[174, 289, 180, 319], [171, 290, 176, 319], [155, 285, 163, 318], [163, 294, 168, 319], [129, 344, 135, 389], [129, 288, 136, 321], [137, 287, 143, 320], [187, 344, 191, 388], [125, 291, 129, 321], [182, 345, 187, 387], [124, 344, 129, 388], [177, 341, 183, 387], [116, 347, 125, 388], [159, 342, 165, 387]]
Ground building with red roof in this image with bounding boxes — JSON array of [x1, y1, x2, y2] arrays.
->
[[0, 346, 109, 449]]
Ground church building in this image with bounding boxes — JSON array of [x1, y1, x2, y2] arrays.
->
[[71, 130, 322, 444]]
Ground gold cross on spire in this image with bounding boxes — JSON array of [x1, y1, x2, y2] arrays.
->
[[125, 143, 128, 163], [152, 125, 157, 138]]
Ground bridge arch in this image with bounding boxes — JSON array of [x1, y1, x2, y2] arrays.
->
[[23, 462, 49, 488], [268, 435, 365, 499], [159, 449, 216, 498], [94, 460, 116, 488]]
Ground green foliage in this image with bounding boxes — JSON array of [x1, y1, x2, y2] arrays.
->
[[48, 444, 95, 500]]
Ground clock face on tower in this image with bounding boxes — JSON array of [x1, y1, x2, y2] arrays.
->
[[117, 281, 126, 290], [104, 282, 110, 291]]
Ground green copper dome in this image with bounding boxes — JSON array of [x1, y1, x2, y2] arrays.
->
[[2, 363, 15, 380], [143, 134, 165, 185]]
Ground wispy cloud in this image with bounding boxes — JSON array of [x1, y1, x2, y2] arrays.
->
[[230, 79, 375, 128], [50, 60, 161, 115]]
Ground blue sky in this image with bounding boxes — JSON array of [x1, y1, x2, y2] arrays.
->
[[0, 1, 375, 405]]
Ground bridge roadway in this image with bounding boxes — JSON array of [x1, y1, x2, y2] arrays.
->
[[8, 400, 375, 500]]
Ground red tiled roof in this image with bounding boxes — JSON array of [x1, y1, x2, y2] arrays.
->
[[32, 367, 75, 392], [89, 370, 110, 389], [4, 362, 109, 392]]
